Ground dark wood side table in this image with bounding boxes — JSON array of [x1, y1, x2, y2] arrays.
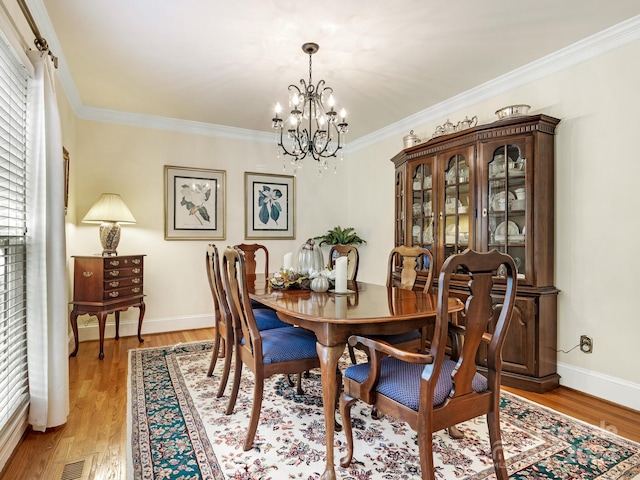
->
[[69, 254, 146, 359]]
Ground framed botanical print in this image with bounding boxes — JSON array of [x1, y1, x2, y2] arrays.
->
[[164, 165, 226, 240], [244, 172, 295, 239]]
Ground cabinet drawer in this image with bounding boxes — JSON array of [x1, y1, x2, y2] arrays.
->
[[104, 277, 143, 289], [103, 285, 143, 300], [104, 256, 143, 269], [103, 266, 143, 279]]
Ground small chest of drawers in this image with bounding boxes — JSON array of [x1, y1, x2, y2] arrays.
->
[[70, 254, 146, 359]]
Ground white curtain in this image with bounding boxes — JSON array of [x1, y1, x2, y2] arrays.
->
[[25, 50, 69, 431]]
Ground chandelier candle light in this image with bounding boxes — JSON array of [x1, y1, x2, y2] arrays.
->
[[272, 43, 349, 175]]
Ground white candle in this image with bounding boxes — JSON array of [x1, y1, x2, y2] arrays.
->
[[334, 256, 348, 293], [283, 252, 292, 270]]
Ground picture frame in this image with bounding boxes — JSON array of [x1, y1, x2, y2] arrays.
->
[[244, 172, 295, 239], [164, 165, 226, 240], [63, 147, 69, 215]]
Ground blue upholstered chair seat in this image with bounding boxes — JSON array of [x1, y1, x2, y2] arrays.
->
[[344, 357, 487, 410], [251, 298, 275, 311], [254, 308, 289, 330], [373, 329, 421, 344], [259, 327, 318, 364]]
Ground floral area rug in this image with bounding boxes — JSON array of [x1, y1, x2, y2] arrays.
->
[[127, 341, 640, 479]]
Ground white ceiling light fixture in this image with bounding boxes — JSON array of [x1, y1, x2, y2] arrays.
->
[[272, 42, 349, 176]]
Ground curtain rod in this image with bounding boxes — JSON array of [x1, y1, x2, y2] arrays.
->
[[16, 0, 58, 68]]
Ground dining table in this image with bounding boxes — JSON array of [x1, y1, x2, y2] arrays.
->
[[247, 274, 464, 480]]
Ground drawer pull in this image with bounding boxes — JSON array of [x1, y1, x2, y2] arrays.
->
[[109, 291, 119, 298], [109, 260, 120, 267], [109, 281, 120, 287], [132, 268, 141, 274], [109, 271, 120, 277], [82, 271, 93, 278], [132, 287, 141, 294], [132, 259, 141, 265], [132, 278, 141, 284]]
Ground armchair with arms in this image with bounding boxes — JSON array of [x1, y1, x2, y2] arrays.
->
[[339, 249, 517, 480]]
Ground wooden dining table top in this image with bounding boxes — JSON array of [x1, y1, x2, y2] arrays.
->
[[246, 274, 462, 326]]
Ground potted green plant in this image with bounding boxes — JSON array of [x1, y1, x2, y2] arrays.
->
[[314, 226, 366, 247]]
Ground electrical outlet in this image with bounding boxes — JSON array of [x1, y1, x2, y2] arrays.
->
[[580, 335, 593, 354]]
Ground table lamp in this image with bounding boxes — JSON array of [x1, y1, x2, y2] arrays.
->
[[82, 193, 136, 256]]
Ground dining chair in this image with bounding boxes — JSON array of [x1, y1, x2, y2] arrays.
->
[[329, 244, 359, 281], [382, 245, 435, 351], [205, 244, 234, 397], [235, 242, 309, 389], [348, 245, 434, 365], [234, 242, 286, 326], [234, 243, 281, 313], [339, 249, 517, 480], [222, 247, 321, 451], [206, 244, 289, 397]]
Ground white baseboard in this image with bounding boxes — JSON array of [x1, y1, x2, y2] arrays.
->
[[558, 361, 640, 412], [73, 314, 215, 343]]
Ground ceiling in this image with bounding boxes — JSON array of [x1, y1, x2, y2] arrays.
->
[[31, 1, 640, 141]]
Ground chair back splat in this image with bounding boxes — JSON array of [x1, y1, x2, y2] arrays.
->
[[234, 243, 269, 276], [340, 248, 517, 480], [387, 245, 434, 292]]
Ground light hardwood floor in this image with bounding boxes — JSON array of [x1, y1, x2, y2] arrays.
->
[[1, 328, 639, 479]]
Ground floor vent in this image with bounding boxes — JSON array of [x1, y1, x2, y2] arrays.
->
[[60, 460, 85, 480]]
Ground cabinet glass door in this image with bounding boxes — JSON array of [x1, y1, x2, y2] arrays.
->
[[442, 153, 471, 265], [410, 159, 435, 255], [486, 142, 527, 280]]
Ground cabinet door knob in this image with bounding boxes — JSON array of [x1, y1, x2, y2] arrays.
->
[[82, 271, 93, 278], [482, 208, 488, 217]]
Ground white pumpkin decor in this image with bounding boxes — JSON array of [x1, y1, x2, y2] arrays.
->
[[310, 276, 330, 292]]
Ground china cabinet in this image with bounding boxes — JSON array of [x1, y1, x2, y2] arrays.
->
[[391, 114, 560, 392]]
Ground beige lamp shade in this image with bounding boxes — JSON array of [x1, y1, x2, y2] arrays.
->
[[83, 193, 136, 255]]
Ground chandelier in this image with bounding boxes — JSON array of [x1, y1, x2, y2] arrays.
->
[[272, 43, 349, 175]]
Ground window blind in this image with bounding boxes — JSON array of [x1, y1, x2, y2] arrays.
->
[[0, 33, 29, 438]]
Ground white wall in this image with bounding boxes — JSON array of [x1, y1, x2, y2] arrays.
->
[[347, 39, 640, 409], [69, 121, 349, 337]]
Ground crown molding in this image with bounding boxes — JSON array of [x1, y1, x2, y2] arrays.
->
[[28, 1, 640, 150], [349, 14, 640, 152], [78, 105, 274, 142]]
